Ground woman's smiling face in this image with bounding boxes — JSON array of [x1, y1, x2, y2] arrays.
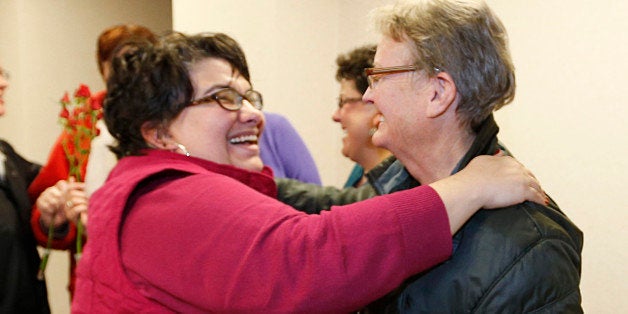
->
[[167, 57, 265, 172]]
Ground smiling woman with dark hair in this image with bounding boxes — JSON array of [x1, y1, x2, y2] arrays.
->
[[71, 33, 546, 313]]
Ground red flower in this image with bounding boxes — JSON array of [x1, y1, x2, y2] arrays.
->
[[41, 83, 102, 278], [74, 84, 91, 99], [61, 92, 70, 105], [90, 97, 103, 111], [59, 107, 70, 119]]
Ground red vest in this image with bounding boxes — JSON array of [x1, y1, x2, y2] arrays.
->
[[72, 150, 276, 313]]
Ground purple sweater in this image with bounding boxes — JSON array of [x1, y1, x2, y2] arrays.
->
[[260, 112, 321, 184]]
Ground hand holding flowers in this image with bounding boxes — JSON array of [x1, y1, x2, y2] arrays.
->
[[37, 84, 102, 280]]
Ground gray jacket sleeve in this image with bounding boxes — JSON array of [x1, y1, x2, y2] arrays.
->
[[275, 178, 377, 214]]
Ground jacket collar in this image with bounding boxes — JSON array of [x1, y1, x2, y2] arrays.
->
[[367, 114, 500, 194]]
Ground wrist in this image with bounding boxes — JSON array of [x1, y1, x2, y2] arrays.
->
[[38, 217, 70, 238]]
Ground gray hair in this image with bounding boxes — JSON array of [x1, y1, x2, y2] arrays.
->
[[373, 0, 515, 130]]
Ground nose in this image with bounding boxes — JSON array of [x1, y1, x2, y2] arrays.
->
[[362, 87, 376, 109], [332, 106, 341, 123], [239, 99, 263, 124]]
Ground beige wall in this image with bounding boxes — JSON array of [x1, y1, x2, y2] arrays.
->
[[487, 1, 628, 312], [0, 1, 172, 313], [1, 0, 625, 313], [174, 0, 627, 312]]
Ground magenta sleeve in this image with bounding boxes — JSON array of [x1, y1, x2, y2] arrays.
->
[[121, 176, 451, 312]]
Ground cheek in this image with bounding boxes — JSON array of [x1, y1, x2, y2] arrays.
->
[[183, 111, 234, 160]]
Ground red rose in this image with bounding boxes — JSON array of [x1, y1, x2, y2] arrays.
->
[[74, 84, 91, 98], [61, 92, 70, 105], [59, 107, 70, 119], [90, 97, 103, 110], [83, 116, 93, 129], [66, 115, 77, 127]]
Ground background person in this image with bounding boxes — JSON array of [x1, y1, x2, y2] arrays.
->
[[333, 44, 391, 187], [71, 32, 546, 313], [0, 63, 50, 313], [259, 111, 321, 184], [27, 24, 157, 298]]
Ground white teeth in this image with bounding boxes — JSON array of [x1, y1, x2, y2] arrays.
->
[[378, 116, 385, 123], [229, 134, 258, 144]]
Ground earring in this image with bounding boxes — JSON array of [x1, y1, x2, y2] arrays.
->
[[175, 143, 191, 157], [368, 127, 377, 137]]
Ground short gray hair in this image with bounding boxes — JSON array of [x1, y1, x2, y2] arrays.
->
[[373, 0, 515, 130]]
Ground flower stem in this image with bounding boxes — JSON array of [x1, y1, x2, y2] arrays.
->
[[37, 222, 55, 280], [75, 219, 84, 261]]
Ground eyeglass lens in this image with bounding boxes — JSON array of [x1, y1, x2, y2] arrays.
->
[[196, 88, 263, 111]]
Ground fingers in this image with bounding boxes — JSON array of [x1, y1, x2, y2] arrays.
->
[[79, 212, 88, 229], [524, 174, 548, 206], [38, 179, 88, 226], [37, 185, 63, 215], [63, 189, 89, 223], [66, 180, 86, 192]]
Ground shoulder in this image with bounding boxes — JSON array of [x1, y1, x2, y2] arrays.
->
[[263, 112, 289, 124], [468, 201, 582, 251], [395, 201, 583, 312], [458, 202, 582, 309], [263, 112, 296, 133]]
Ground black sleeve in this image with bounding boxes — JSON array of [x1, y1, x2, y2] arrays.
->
[[275, 178, 377, 214]]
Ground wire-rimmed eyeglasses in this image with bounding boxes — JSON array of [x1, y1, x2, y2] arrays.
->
[[365, 65, 442, 89], [190, 87, 263, 111], [364, 65, 417, 89]]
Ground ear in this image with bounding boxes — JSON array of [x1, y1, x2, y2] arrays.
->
[[141, 122, 172, 149], [426, 71, 457, 118]]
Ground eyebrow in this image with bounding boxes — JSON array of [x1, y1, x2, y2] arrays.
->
[[197, 83, 231, 97]]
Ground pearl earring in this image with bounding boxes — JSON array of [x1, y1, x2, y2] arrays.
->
[[175, 143, 190, 157]]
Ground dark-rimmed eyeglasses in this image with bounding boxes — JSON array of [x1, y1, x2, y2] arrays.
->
[[364, 65, 417, 89], [190, 87, 263, 111], [337, 97, 363, 109]]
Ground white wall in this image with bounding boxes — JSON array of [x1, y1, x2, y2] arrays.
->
[[0, 1, 172, 313], [174, 0, 627, 312]]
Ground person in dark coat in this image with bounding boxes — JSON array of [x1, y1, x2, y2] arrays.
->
[[278, 0, 583, 312], [0, 63, 50, 313]]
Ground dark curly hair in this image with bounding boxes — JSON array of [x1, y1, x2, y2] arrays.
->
[[163, 32, 251, 81], [335, 45, 376, 94], [105, 42, 192, 159], [105, 32, 252, 159]]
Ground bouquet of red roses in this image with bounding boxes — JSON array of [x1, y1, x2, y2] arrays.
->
[[58, 84, 102, 181], [38, 84, 102, 280]]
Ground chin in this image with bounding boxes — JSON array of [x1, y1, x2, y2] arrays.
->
[[236, 158, 264, 172]]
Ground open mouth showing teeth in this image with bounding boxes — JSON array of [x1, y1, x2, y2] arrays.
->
[[229, 134, 258, 144]]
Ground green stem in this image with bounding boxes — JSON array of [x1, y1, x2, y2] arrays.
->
[[75, 219, 84, 261], [37, 221, 55, 280]]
